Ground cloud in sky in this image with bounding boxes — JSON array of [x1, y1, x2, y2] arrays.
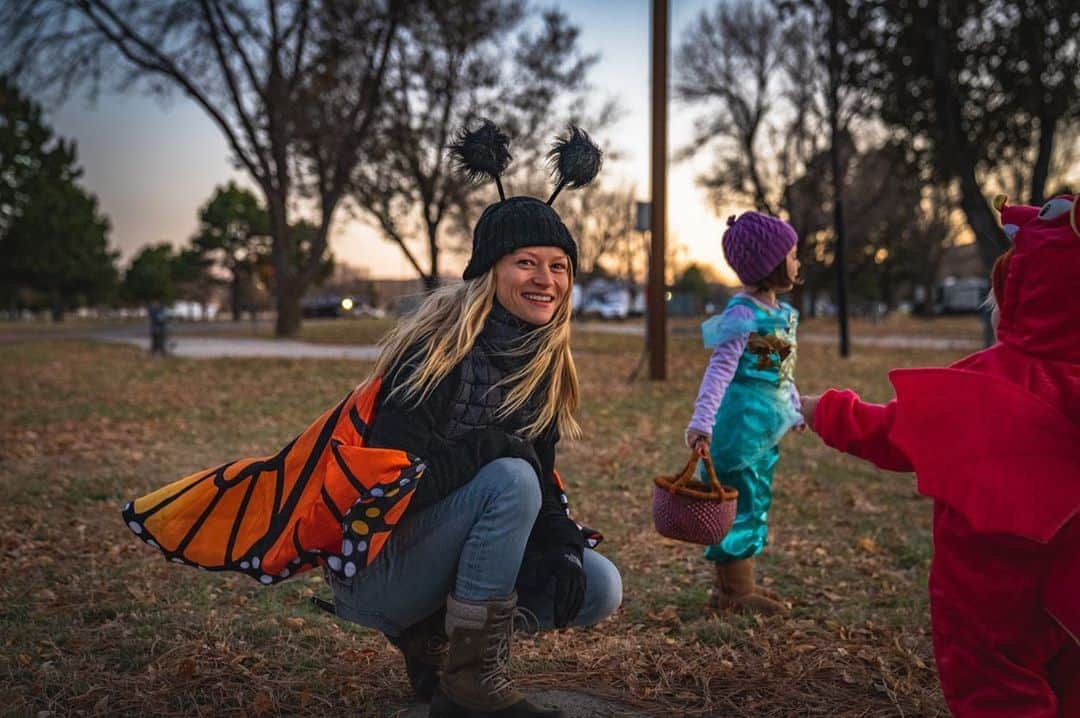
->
[[41, 0, 739, 284]]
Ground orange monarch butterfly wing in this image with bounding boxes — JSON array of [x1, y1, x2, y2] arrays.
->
[[121, 379, 422, 584]]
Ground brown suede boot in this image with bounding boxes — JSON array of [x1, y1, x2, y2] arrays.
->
[[709, 558, 789, 616], [430, 593, 562, 718], [387, 606, 448, 700], [739, 557, 783, 600]]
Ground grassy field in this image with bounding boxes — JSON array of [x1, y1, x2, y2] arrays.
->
[[0, 322, 965, 716]]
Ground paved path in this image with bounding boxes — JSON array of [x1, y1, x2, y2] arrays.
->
[[577, 322, 982, 351], [95, 332, 381, 360]]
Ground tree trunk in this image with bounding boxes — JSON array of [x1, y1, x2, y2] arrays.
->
[[744, 137, 775, 215], [275, 277, 303, 337], [922, 273, 937, 316], [928, 6, 1007, 274], [50, 288, 65, 322], [231, 272, 242, 322], [957, 164, 1009, 272], [425, 225, 440, 290], [790, 283, 805, 315], [879, 270, 894, 310], [266, 189, 303, 337], [1030, 111, 1056, 205]]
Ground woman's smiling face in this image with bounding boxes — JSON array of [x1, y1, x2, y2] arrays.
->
[[493, 246, 571, 325]]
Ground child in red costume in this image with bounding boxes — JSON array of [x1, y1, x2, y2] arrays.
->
[[802, 193, 1080, 717]]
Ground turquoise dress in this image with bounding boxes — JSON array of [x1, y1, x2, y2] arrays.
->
[[699, 295, 800, 563]]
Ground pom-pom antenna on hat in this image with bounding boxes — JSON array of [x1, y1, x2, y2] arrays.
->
[[450, 119, 512, 201], [546, 125, 602, 205]]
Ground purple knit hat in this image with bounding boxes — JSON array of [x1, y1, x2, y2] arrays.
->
[[721, 211, 798, 285]]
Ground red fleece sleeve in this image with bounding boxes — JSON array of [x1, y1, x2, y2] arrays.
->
[[814, 389, 914, 472]]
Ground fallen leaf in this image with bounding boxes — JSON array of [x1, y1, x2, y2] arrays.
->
[[647, 604, 680, 624], [252, 690, 273, 716], [176, 658, 197, 678]]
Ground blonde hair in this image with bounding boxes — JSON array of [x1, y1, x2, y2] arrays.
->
[[367, 269, 581, 440]]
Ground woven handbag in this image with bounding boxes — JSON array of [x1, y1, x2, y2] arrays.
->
[[652, 451, 739, 545]]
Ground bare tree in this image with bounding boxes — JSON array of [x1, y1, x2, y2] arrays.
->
[[349, 0, 525, 289], [675, 0, 788, 214], [675, 0, 867, 222], [2, 0, 407, 335], [558, 182, 638, 279], [677, 1, 847, 312], [349, 3, 615, 288]]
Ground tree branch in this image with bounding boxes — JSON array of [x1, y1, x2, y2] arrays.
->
[[197, 0, 271, 182], [208, 0, 268, 105], [72, 2, 262, 182]]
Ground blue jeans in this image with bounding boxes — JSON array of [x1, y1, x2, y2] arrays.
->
[[325, 458, 622, 636]]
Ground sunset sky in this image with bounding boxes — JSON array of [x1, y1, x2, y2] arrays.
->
[[43, 0, 745, 283]]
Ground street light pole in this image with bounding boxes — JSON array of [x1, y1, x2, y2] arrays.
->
[[648, 0, 669, 379]]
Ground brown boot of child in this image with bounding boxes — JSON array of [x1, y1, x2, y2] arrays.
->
[[709, 559, 788, 616], [743, 557, 783, 601]]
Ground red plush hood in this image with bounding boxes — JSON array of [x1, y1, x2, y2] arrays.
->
[[993, 193, 1080, 365]]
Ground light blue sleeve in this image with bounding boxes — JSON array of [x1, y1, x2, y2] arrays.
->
[[701, 303, 757, 348]]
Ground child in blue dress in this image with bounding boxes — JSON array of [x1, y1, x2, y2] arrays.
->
[[685, 212, 802, 616]]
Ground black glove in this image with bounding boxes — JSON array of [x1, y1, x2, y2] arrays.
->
[[536, 547, 586, 629]]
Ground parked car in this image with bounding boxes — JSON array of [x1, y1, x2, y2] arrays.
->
[[936, 276, 990, 314], [581, 289, 631, 319], [302, 295, 383, 318], [576, 278, 642, 320]]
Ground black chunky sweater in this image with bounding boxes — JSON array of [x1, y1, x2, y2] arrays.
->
[[366, 301, 585, 558]]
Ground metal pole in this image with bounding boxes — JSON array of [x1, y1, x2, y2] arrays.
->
[[828, 0, 850, 358], [648, 0, 669, 379]]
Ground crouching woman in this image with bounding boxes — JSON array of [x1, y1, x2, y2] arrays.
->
[[325, 123, 622, 718]]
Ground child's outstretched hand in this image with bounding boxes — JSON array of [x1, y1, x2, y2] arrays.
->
[[799, 394, 821, 432], [685, 429, 710, 457]]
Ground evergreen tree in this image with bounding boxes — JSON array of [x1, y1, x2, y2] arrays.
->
[[0, 77, 118, 319]]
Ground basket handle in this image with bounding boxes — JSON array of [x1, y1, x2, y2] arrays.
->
[[670, 450, 726, 498]]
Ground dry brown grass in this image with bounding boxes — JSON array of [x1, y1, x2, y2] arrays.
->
[[0, 324, 962, 716]]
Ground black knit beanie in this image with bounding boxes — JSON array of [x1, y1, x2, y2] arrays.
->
[[451, 120, 601, 281], [462, 197, 578, 280]]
